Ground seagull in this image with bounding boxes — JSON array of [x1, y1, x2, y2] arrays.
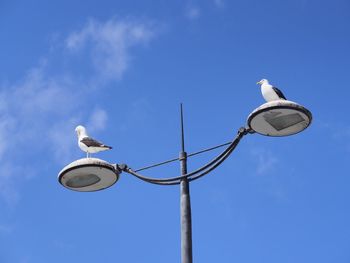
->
[[257, 79, 287, 102], [75, 125, 112, 158]]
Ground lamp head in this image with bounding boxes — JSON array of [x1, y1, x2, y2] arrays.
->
[[58, 158, 119, 192], [247, 100, 312, 137]]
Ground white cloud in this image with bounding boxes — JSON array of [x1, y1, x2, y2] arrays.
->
[[0, 164, 20, 205], [48, 117, 81, 164], [87, 108, 108, 132], [66, 18, 155, 81], [332, 126, 350, 140], [213, 0, 225, 8], [185, 6, 201, 20], [317, 120, 350, 153], [0, 17, 158, 205], [0, 63, 83, 204], [251, 148, 278, 175]]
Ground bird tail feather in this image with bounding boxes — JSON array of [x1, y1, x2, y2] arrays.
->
[[102, 145, 112, 149]]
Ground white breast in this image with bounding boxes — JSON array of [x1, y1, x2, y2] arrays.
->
[[261, 84, 280, 102], [78, 141, 89, 153]]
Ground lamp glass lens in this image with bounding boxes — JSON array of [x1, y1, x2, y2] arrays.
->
[[264, 113, 305, 131], [66, 174, 101, 188]]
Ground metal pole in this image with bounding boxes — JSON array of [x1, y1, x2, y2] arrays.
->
[[179, 104, 193, 263]]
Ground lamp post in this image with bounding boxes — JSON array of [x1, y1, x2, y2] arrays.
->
[[58, 100, 312, 263]]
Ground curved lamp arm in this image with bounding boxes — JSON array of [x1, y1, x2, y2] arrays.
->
[[117, 127, 252, 185]]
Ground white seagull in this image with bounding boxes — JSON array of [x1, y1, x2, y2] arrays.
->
[[75, 125, 112, 158], [257, 79, 287, 102]]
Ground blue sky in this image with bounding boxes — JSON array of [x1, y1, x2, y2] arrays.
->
[[0, 0, 350, 262]]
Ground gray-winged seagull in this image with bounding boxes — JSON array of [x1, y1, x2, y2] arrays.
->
[[257, 79, 287, 102], [75, 125, 112, 158]]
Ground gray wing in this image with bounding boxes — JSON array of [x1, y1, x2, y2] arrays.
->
[[272, 86, 287, 100], [80, 137, 112, 149]]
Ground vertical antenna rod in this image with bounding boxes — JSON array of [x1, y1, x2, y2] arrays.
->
[[179, 103, 193, 263], [180, 103, 186, 152]]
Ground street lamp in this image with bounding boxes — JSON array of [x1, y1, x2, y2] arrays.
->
[[58, 100, 312, 263]]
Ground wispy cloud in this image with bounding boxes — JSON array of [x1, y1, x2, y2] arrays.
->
[[331, 125, 350, 142], [0, 63, 83, 204], [66, 18, 155, 81], [87, 108, 108, 132], [48, 117, 81, 163], [0, 17, 158, 205], [184, 0, 225, 21], [0, 167, 19, 205], [318, 120, 350, 153], [251, 148, 278, 175], [213, 0, 225, 8], [185, 6, 201, 20]]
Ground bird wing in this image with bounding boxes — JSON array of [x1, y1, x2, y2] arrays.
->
[[272, 86, 287, 100], [80, 137, 112, 149]]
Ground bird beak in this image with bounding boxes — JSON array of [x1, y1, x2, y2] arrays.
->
[[256, 81, 261, 85]]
